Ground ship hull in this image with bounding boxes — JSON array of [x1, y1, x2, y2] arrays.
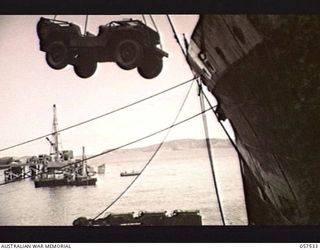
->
[[189, 15, 320, 224]]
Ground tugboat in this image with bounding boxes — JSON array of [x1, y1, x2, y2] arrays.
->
[[34, 104, 97, 188]]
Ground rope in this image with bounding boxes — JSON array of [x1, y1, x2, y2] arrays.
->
[[0, 106, 215, 187], [149, 15, 163, 50], [53, 15, 57, 20], [93, 79, 195, 220], [0, 77, 196, 153], [199, 86, 226, 225]]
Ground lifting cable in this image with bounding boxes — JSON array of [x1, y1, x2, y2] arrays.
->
[[199, 85, 226, 225], [0, 77, 196, 153], [0, 105, 215, 187], [83, 15, 89, 35], [93, 79, 195, 220], [149, 15, 163, 50]]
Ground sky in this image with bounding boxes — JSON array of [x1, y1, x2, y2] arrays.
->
[[0, 15, 235, 157]]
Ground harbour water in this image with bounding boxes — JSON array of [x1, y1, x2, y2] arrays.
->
[[0, 142, 247, 225]]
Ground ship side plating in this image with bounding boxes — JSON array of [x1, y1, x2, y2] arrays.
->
[[188, 15, 320, 224]]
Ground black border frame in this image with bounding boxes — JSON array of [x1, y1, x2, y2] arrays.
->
[[1, 0, 320, 243], [0, 226, 320, 242]]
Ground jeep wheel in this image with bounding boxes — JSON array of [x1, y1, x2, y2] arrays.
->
[[46, 41, 68, 70], [115, 39, 143, 70], [74, 62, 97, 79], [138, 56, 163, 79]]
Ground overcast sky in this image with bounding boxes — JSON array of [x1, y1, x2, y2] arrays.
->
[[0, 15, 234, 157]]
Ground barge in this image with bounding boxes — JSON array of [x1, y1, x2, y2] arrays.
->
[[34, 105, 97, 188], [73, 210, 202, 226]]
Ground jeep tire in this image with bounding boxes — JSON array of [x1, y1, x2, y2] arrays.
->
[[46, 41, 68, 70], [74, 62, 97, 79], [115, 39, 143, 70], [138, 55, 163, 79]]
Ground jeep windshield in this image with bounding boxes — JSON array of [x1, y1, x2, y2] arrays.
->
[[107, 20, 142, 27]]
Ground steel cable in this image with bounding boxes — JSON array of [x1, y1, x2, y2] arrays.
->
[[0, 77, 197, 153], [92, 78, 195, 220]]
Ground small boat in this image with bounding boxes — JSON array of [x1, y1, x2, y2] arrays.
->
[[120, 170, 140, 177]]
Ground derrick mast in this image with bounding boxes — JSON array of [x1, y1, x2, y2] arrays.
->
[[81, 146, 87, 176], [51, 104, 62, 162]]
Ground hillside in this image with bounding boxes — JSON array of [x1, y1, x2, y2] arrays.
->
[[105, 138, 232, 153], [1, 138, 232, 165]]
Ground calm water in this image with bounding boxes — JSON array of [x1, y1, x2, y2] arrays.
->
[[0, 146, 247, 225]]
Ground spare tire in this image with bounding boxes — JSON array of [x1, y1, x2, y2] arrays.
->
[[46, 41, 68, 70], [115, 39, 143, 70]]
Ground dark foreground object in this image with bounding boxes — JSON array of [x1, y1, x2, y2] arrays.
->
[[34, 176, 97, 188], [1, 226, 319, 242], [73, 210, 202, 226], [37, 17, 168, 79]]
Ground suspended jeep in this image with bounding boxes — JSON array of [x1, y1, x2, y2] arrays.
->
[[37, 17, 169, 79]]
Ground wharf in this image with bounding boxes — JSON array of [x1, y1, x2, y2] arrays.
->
[[34, 176, 97, 188]]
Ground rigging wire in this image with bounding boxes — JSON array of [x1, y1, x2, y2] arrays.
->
[[141, 15, 147, 25], [93, 79, 196, 220], [0, 77, 196, 153], [0, 106, 215, 187], [149, 15, 163, 50], [199, 86, 226, 225], [166, 15, 187, 57]]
